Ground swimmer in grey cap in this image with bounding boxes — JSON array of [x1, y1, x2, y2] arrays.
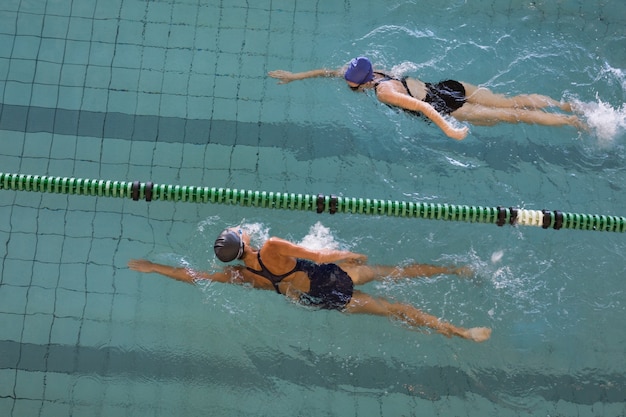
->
[[269, 56, 585, 140], [128, 226, 491, 342], [213, 228, 245, 262]]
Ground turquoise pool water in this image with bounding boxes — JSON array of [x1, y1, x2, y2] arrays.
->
[[1, 0, 625, 416]]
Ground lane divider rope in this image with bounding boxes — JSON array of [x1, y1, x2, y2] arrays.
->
[[1, 172, 624, 233]]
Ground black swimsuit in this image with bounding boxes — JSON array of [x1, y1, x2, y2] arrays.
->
[[424, 80, 467, 115], [246, 252, 354, 311], [373, 71, 415, 97], [373, 71, 467, 115]]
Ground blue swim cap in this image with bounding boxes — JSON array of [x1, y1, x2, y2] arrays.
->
[[344, 57, 374, 85]]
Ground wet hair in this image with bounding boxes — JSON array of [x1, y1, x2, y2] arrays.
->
[[344, 57, 374, 85], [213, 229, 244, 262]]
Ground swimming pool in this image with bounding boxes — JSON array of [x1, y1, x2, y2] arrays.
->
[[1, 0, 625, 416]]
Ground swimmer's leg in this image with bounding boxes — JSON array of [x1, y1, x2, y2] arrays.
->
[[344, 290, 491, 342], [341, 263, 471, 286], [453, 103, 586, 129], [462, 83, 572, 111]]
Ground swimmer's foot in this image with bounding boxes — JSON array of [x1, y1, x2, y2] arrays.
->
[[569, 115, 589, 132], [463, 327, 492, 342], [452, 266, 474, 278], [560, 102, 574, 112]]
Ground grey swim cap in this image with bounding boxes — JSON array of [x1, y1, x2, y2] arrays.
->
[[213, 229, 244, 262]]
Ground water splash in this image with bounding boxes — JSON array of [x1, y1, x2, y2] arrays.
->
[[298, 221, 340, 250], [196, 215, 221, 233], [575, 96, 626, 145], [240, 221, 270, 248], [571, 62, 626, 145], [491, 250, 504, 264]]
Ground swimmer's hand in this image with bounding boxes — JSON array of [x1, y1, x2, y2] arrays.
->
[[445, 125, 469, 141], [464, 327, 492, 343], [128, 259, 155, 273], [268, 70, 298, 84]]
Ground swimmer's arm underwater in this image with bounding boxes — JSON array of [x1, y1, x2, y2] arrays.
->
[[268, 68, 344, 84], [375, 83, 469, 140]]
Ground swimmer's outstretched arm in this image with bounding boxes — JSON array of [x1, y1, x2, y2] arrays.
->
[[268, 68, 344, 84], [128, 259, 232, 284], [128, 259, 276, 290], [376, 85, 469, 140]]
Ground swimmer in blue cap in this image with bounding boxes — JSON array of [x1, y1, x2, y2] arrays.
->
[[344, 56, 375, 85], [269, 56, 585, 140], [129, 226, 491, 342]]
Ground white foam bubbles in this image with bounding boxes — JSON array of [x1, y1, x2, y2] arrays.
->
[[491, 250, 504, 264], [298, 221, 340, 251], [575, 96, 626, 145], [240, 221, 270, 248]]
